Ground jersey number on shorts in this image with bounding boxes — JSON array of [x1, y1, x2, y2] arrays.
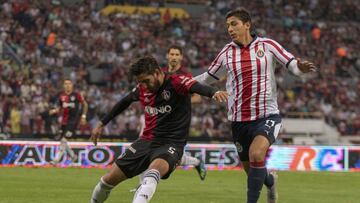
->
[[265, 120, 275, 128], [168, 147, 176, 154]]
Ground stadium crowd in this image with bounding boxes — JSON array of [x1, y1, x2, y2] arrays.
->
[[0, 0, 359, 139]]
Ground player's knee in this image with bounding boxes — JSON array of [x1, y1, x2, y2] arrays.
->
[[148, 158, 169, 177], [249, 149, 265, 162]]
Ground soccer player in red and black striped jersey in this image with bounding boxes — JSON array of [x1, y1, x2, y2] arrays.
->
[[129, 45, 207, 193], [195, 8, 317, 203], [89, 56, 227, 203], [161, 45, 192, 77], [49, 79, 88, 165]]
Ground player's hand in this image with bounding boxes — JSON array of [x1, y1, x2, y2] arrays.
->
[[91, 122, 104, 146], [297, 59, 317, 73], [212, 91, 228, 103]]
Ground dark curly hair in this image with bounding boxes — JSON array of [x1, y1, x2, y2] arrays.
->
[[130, 56, 160, 77]]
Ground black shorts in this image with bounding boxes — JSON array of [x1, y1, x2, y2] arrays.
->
[[58, 122, 77, 139], [232, 114, 282, 162], [115, 139, 184, 179]]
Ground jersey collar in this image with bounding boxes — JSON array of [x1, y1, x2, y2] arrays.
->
[[232, 34, 258, 48]]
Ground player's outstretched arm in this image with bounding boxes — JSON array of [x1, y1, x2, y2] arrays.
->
[[266, 39, 317, 75], [90, 89, 139, 145], [194, 72, 219, 85], [189, 82, 228, 103], [287, 58, 317, 76], [194, 44, 229, 85], [80, 99, 89, 125], [91, 122, 104, 146]]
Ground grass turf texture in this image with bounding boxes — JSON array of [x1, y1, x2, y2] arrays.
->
[[0, 167, 359, 203]]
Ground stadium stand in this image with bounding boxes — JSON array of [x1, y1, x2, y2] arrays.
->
[[0, 0, 359, 144]]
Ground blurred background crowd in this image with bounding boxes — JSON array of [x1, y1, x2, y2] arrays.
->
[[0, 0, 359, 141]]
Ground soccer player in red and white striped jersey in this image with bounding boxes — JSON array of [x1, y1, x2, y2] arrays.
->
[[195, 8, 316, 203]]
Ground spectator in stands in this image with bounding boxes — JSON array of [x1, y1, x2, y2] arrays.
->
[[10, 102, 21, 135]]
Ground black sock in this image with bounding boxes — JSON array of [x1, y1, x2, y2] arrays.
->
[[247, 161, 267, 203], [264, 171, 274, 188]]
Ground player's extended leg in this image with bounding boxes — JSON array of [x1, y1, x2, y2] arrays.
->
[[242, 160, 276, 203], [60, 128, 78, 162], [242, 161, 274, 186], [132, 158, 169, 203], [180, 154, 207, 180], [90, 163, 128, 203], [180, 154, 199, 166], [247, 135, 271, 203], [61, 136, 77, 162], [51, 137, 67, 164]]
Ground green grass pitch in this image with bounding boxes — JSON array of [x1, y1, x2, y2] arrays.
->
[[0, 167, 359, 203]]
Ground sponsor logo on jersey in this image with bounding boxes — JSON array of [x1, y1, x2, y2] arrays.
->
[[161, 90, 171, 101], [70, 96, 75, 101], [145, 105, 172, 116], [62, 102, 75, 108]]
